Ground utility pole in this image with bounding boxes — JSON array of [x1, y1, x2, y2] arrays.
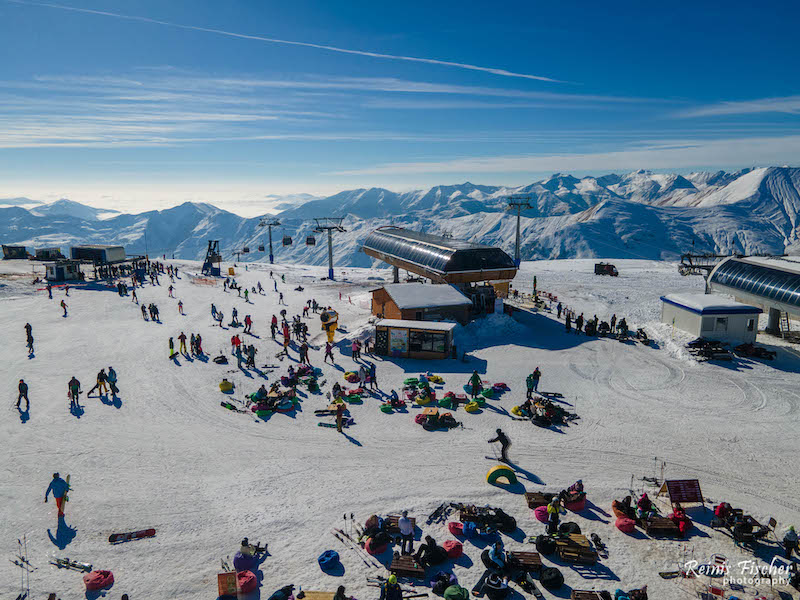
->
[[258, 219, 281, 264], [313, 217, 346, 280], [506, 195, 532, 267]]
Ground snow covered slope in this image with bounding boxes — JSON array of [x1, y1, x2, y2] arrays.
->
[[4, 167, 800, 264], [2, 258, 799, 599]]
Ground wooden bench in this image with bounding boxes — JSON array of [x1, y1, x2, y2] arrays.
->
[[299, 592, 335, 600], [571, 591, 605, 600], [508, 551, 542, 573], [641, 516, 681, 537], [524, 492, 552, 509], [386, 515, 416, 534], [389, 554, 425, 579]]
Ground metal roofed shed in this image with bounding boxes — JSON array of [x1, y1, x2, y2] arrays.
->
[[373, 319, 458, 359], [361, 226, 517, 284], [70, 245, 126, 264], [371, 283, 472, 324], [2, 245, 28, 259], [661, 293, 761, 344], [708, 256, 800, 335]]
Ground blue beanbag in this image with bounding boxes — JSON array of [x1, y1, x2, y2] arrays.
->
[[318, 550, 340, 570], [462, 521, 477, 538], [233, 551, 258, 572]]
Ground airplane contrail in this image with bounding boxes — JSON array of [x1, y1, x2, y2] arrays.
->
[[6, 0, 565, 83]]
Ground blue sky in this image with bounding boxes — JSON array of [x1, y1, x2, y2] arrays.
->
[[1, 0, 799, 214]]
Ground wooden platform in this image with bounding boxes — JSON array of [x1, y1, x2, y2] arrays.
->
[[422, 407, 439, 416], [386, 515, 416, 534], [641, 516, 681, 537], [524, 492, 552, 509], [389, 554, 425, 579], [508, 551, 542, 573], [571, 591, 605, 600]]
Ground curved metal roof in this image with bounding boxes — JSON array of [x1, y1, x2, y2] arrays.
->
[[708, 256, 800, 315], [361, 227, 516, 281]]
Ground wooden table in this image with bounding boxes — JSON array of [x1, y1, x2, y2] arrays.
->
[[571, 592, 605, 600], [422, 407, 439, 416], [641, 515, 681, 537], [389, 554, 425, 579], [508, 551, 542, 573], [299, 592, 334, 600], [524, 492, 552, 509], [556, 534, 598, 564]]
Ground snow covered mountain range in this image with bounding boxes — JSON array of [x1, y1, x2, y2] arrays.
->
[[3, 166, 800, 266]]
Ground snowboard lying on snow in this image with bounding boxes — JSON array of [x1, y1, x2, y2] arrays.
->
[[109, 528, 156, 544]]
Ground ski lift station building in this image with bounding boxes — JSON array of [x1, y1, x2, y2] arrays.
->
[[70, 244, 126, 264], [660, 293, 761, 344], [371, 283, 473, 324], [707, 255, 800, 335]]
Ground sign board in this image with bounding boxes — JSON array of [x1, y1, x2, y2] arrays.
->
[[217, 572, 237, 596], [658, 479, 703, 504], [228, 267, 236, 276], [389, 328, 408, 354]]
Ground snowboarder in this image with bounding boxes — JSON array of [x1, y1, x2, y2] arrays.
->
[[178, 332, 188, 355], [488, 428, 511, 462], [469, 370, 482, 399], [274, 280, 278, 292], [336, 402, 345, 433], [107, 366, 119, 397], [324, 341, 335, 363], [67, 376, 81, 407], [64, 285, 69, 296], [26, 333, 34, 355], [60, 299, 68, 317], [89, 369, 108, 396], [44, 473, 69, 517], [17, 379, 29, 410]]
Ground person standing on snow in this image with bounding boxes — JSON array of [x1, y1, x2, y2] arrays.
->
[[324, 341, 335, 363], [178, 300, 183, 315], [530, 367, 541, 394], [168, 337, 175, 358], [17, 379, 29, 410], [44, 473, 70, 517], [398, 510, 414, 555], [178, 332, 188, 355], [67, 376, 81, 407], [244, 315, 252, 334], [557, 302, 562, 319], [141, 304, 148, 320], [336, 402, 345, 433], [60, 299, 68, 317], [299, 342, 310, 364], [488, 428, 511, 463], [195, 333, 203, 355], [784, 526, 798, 558], [565, 313, 572, 333], [47, 284, 53, 299], [469, 370, 482, 399], [132, 288, 138, 304], [107, 366, 119, 397]]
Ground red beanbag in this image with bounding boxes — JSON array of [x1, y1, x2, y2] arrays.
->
[[237, 570, 258, 593], [84, 570, 114, 591], [564, 497, 586, 512], [615, 517, 636, 534], [448, 521, 464, 536], [414, 414, 426, 424], [443, 540, 463, 558], [534, 505, 549, 523], [365, 538, 387, 555]]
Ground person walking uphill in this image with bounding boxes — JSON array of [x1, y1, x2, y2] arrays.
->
[[488, 428, 511, 463], [67, 376, 81, 407], [45, 473, 70, 517], [17, 379, 29, 411]]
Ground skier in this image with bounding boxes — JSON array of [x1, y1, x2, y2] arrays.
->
[[178, 332, 188, 355], [279, 292, 284, 305], [60, 299, 68, 317], [244, 315, 252, 334], [168, 285, 174, 298], [488, 428, 511, 463], [235, 345, 244, 368], [211, 303, 218, 320], [67, 376, 81, 407], [274, 280, 278, 292], [178, 300, 183, 315], [64, 285, 70, 296], [17, 379, 29, 410], [231, 334, 239, 355], [244, 289, 249, 303], [270, 315, 278, 339], [257, 281, 263, 294], [324, 341, 335, 363], [468, 370, 482, 399], [45, 473, 70, 517], [26, 333, 34, 355]]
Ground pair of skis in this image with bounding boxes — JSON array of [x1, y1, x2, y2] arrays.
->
[[331, 527, 381, 568], [50, 557, 92, 572]]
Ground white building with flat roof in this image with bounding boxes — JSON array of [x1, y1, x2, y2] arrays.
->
[[660, 293, 762, 344]]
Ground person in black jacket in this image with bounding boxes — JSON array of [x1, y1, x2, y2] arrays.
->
[[379, 576, 402, 600], [17, 379, 29, 410], [489, 428, 511, 462]]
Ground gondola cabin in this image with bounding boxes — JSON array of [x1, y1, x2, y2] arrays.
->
[[282, 236, 293, 246], [258, 245, 265, 252], [242, 247, 250, 253], [306, 236, 316, 246]]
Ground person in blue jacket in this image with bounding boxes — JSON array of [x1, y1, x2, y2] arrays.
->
[[44, 473, 69, 517]]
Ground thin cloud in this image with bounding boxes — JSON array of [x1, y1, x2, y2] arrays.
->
[[7, 0, 565, 83], [329, 135, 800, 176], [679, 95, 800, 118]]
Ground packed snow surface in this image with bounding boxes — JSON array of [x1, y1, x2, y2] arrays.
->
[[1, 258, 799, 599]]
